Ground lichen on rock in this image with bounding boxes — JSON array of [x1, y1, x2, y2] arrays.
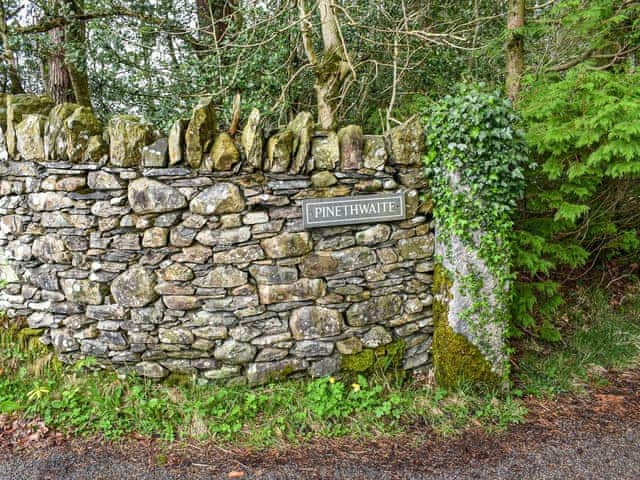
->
[[185, 96, 217, 169], [109, 115, 152, 167]]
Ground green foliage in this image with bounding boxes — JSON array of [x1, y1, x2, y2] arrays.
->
[[525, 0, 640, 73], [0, 325, 527, 445], [513, 69, 640, 340], [5, 0, 509, 131], [515, 286, 640, 396], [423, 84, 530, 368], [423, 83, 529, 266]]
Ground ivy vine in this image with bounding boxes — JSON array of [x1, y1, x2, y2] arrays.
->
[[422, 84, 530, 364]]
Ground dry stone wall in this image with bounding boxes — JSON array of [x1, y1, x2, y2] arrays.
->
[[0, 94, 434, 385]]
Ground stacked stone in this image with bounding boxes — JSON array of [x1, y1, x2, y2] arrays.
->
[[0, 95, 434, 385]]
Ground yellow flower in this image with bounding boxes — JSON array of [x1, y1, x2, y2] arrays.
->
[[328, 377, 336, 384], [351, 383, 361, 392]]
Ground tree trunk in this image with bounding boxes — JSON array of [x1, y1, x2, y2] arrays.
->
[[65, 0, 92, 107], [506, 0, 525, 103], [48, 24, 75, 103], [299, 0, 351, 130], [0, 1, 24, 94]]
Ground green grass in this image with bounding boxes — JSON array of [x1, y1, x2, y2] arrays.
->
[[2, 285, 638, 447], [514, 286, 640, 396], [0, 320, 525, 447]]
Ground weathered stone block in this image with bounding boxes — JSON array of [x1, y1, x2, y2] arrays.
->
[[193, 326, 228, 340], [311, 132, 339, 170], [241, 108, 263, 171], [311, 171, 337, 187], [363, 135, 387, 170], [299, 247, 376, 278], [142, 138, 169, 167], [128, 178, 187, 214], [60, 279, 103, 305], [44, 103, 79, 161], [196, 227, 251, 246], [309, 356, 340, 378], [142, 227, 169, 248], [87, 171, 124, 190], [247, 358, 306, 385], [289, 306, 342, 340], [16, 114, 47, 161], [190, 183, 245, 215], [249, 265, 298, 285], [65, 107, 103, 162], [287, 111, 314, 174], [362, 326, 393, 348], [261, 232, 312, 259], [204, 132, 239, 171], [265, 130, 294, 173], [51, 329, 79, 353], [346, 294, 403, 327], [193, 265, 247, 288], [388, 118, 425, 166], [159, 327, 194, 344], [160, 263, 194, 282], [398, 235, 435, 260], [168, 118, 188, 166], [356, 224, 392, 246], [214, 340, 256, 364], [135, 361, 168, 379], [28, 192, 73, 211], [336, 337, 363, 355], [338, 125, 363, 170], [213, 245, 264, 264], [163, 295, 200, 311], [169, 225, 197, 247], [6, 94, 54, 157], [32, 234, 71, 264], [28, 312, 58, 329], [258, 279, 326, 304], [185, 96, 217, 169], [292, 341, 334, 357], [109, 115, 152, 167], [56, 176, 86, 192], [86, 304, 126, 320], [172, 245, 212, 264], [111, 266, 158, 307]]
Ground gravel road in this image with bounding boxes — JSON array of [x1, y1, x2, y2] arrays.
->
[[1, 419, 638, 480], [2, 370, 638, 480]]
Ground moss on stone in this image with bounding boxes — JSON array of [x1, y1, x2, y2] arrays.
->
[[341, 339, 405, 375], [164, 373, 193, 388], [18, 328, 44, 339], [374, 339, 405, 370], [341, 349, 375, 372], [432, 264, 500, 390]]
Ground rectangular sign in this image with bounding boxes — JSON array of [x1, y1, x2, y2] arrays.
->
[[302, 193, 406, 229]]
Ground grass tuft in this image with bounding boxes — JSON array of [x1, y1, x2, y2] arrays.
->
[[515, 286, 640, 396]]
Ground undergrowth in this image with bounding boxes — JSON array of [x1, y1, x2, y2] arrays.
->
[[2, 285, 638, 447], [514, 285, 640, 396], [0, 320, 524, 447]]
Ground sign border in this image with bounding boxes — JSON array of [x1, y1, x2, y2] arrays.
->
[[301, 193, 406, 229]]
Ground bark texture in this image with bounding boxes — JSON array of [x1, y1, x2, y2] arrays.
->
[[299, 0, 351, 130], [506, 0, 525, 103]]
